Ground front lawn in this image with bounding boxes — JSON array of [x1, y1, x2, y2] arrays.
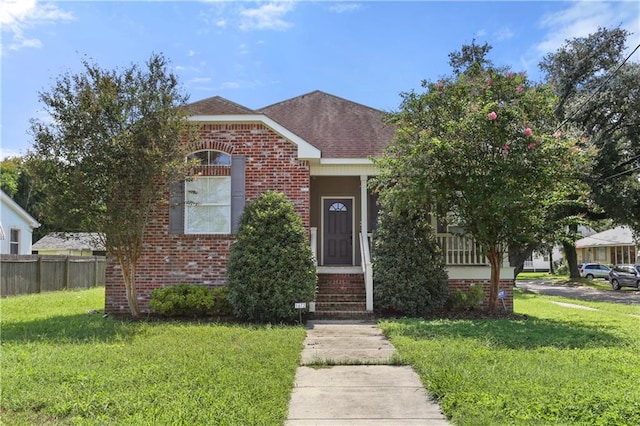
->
[[380, 289, 640, 425], [1, 288, 306, 425]]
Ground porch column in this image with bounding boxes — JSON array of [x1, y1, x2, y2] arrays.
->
[[360, 175, 368, 237], [360, 175, 373, 311]]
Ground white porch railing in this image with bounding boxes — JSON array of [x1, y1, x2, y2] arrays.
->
[[435, 233, 488, 265], [359, 232, 373, 312]]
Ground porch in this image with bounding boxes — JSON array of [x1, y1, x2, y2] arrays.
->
[[307, 174, 512, 318], [308, 228, 503, 318]]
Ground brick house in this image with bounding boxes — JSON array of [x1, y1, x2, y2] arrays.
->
[[105, 91, 514, 316]]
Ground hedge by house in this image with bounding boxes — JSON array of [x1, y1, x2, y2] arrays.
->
[[227, 191, 316, 323], [373, 208, 449, 316]]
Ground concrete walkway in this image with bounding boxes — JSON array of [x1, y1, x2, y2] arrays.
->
[[286, 320, 449, 425]]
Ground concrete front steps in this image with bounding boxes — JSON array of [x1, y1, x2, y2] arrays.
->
[[310, 272, 373, 320]]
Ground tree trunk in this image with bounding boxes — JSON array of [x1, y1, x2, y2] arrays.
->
[[486, 245, 502, 311], [118, 255, 140, 318], [548, 246, 555, 274], [563, 223, 580, 278]]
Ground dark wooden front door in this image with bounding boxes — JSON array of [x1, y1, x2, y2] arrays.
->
[[323, 199, 353, 265]]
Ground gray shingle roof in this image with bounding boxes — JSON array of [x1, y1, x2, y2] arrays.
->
[[32, 233, 105, 251], [575, 226, 635, 248]]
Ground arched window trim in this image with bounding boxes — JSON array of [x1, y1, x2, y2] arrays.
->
[[187, 149, 232, 166], [328, 202, 348, 212]]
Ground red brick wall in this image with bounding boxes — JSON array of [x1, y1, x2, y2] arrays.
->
[[105, 123, 311, 315], [448, 279, 514, 312]]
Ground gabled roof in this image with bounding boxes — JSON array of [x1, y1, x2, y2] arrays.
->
[[184, 96, 256, 115], [258, 90, 396, 159], [32, 232, 105, 251], [575, 226, 635, 248], [0, 189, 40, 229], [184, 95, 321, 159]]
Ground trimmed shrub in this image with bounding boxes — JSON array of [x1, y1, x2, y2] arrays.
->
[[373, 208, 449, 316], [149, 284, 214, 317], [448, 284, 485, 311], [211, 286, 233, 316], [227, 191, 317, 323]]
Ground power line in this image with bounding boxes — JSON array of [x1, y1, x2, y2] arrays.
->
[[555, 42, 640, 133]]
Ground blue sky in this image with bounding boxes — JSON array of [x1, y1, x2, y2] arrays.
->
[[1, 1, 639, 159]]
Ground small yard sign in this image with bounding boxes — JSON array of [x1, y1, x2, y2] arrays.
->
[[294, 302, 307, 309]]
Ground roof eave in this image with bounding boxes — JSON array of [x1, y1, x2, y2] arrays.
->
[[188, 114, 322, 159], [0, 190, 40, 229], [319, 158, 374, 165]]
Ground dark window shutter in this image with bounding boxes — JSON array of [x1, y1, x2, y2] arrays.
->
[[231, 156, 246, 234], [168, 181, 185, 234]]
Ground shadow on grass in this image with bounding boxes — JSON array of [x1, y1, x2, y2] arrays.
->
[[1, 314, 142, 344], [385, 314, 625, 350]]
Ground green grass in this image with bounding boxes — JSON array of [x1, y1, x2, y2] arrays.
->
[[379, 289, 640, 425], [1, 288, 306, 425]]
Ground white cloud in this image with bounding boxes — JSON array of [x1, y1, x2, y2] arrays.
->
[[328, 3, 361, 14], [494, 27, 514, 41], [239, 2, 295, 31], [221, 81, 241, 89], [190, 77, 212, 84], [0, 0, 74, 52], [188, 49, 198, 57], [0, 146, 26, 160], [536, 1, 640, 55]]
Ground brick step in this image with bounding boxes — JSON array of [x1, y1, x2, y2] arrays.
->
[[318, 274, 364, 283], [308, 310, 373, 320], [315, 294, 366, 303], [314, 301, 366, 311], [316, 285, 365, 292]]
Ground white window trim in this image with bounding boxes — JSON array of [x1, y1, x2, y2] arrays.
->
[[185, 176, 231, 235], [10, 228, 20, 254]]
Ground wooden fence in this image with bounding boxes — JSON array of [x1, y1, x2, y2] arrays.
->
[[0, 255, 106, 297]]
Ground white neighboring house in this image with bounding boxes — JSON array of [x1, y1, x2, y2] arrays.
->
[[523, 226, 596, 272], [523, 247, 564, 272], [0, 189, 40, 254]]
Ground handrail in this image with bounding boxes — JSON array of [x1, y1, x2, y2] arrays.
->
[[360, 232, 373, 311]]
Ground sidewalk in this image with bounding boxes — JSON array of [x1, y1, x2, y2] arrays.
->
[[285, 320, 449, 425]]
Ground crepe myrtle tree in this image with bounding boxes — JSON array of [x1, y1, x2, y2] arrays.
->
[[373, 43, 581, 310], [28, 53, 196, 317]]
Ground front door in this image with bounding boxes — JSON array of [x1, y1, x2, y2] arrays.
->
[[323, 199, 353, 265]]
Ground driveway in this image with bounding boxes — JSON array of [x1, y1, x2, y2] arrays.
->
[[517, 280, 640, 306]]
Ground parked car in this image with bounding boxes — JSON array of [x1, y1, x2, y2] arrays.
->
[[579, 263, 611, 280], [608, 264, 640, 290]]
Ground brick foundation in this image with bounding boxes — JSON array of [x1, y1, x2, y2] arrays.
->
[[448, 279, 514, 312]]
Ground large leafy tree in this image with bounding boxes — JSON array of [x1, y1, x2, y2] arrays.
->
[[374, 43, 579, 310], [29, 53, 195, 317], [0, 157, 21, 197], [541, 27, 640, 231]]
